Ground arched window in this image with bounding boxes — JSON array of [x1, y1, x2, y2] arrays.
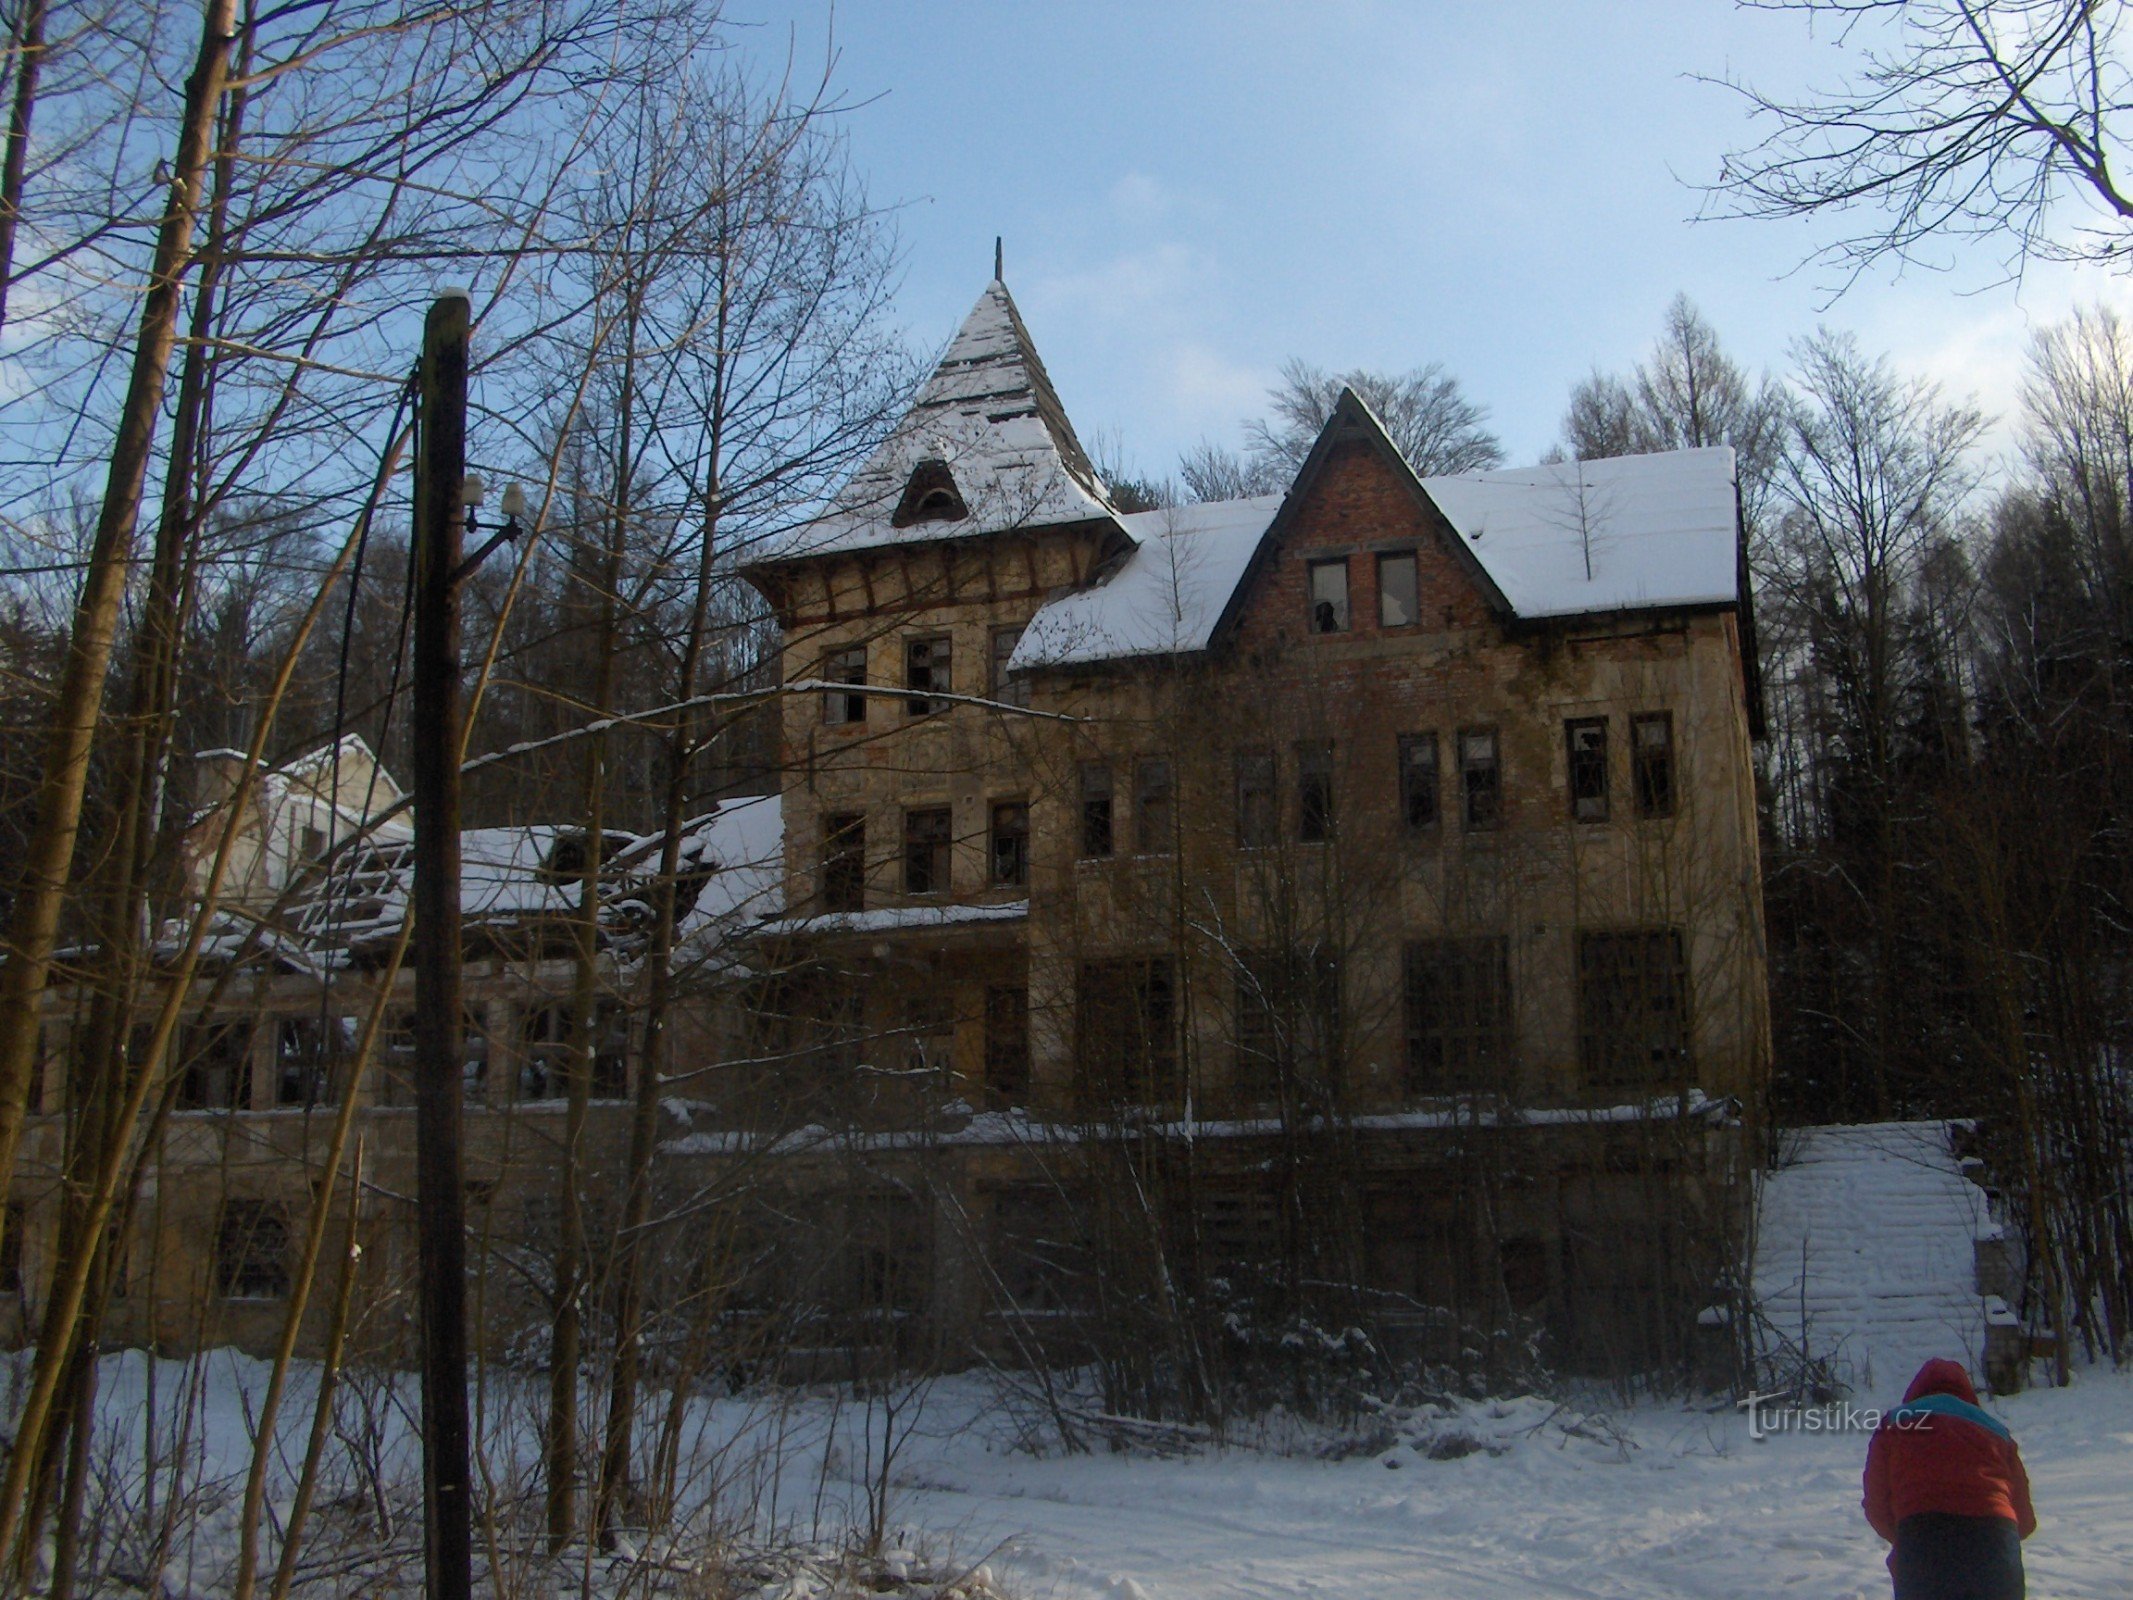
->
[[890, 458, 969, 527]]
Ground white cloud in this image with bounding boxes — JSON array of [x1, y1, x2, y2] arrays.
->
[[1849, 261, 2133, 472], [1030, 243, 1198, 321], [1108, 171, 1170, 225], [1162, 341, 1271, 423]]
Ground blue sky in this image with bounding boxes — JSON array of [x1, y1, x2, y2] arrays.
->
[[728, 2, 2133, 482]]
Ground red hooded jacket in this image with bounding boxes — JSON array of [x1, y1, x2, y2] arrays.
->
[[1862, 1359, 2036, 1541]]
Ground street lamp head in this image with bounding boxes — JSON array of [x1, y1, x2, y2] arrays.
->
[[499, 482, 527, 520], [460, 476, 486, 509]]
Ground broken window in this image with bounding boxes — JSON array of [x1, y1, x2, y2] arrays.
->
[[462, 1010, 491, 1103], [215, 1200, 291, 1299], [990, 799, 1029, 887], [823, 645, 867, 725], [903, 806, 953, 895], [989, 1186, 1089, 1313], [176, 1018, 255, 1111], [519, 1006, 566, 1101], [1297, 740, 1334, 842], [1307, 557, 1350, 633], [823, 812, 866, 912], [984, 985, 1030, 1100], [1234, 947, 1340, 1101], [1079, 763, 1114, 858], [380, 1007, 487, 1107], [1632, 712, 1675, 818], [1075, 957, 1179, 1107], [845, 1193, 930, 1317], [1566, 717, 1609, 823], [1399, 732, 1439, 833], [989, 624, 1028, 708], [902, 993, 955, 1077], [518, 1002, 628, 1102], [276, 1015, 355, 1108], [904, 635, 951, 717], [1459, 727, 1501, 831], [1235, 749, 1276, 847], [1378, 550, 1420, 627], [1135, 757, 1174, 853], [1404, 937, 1512, 1092], [1578, 928, 1689, 1090]]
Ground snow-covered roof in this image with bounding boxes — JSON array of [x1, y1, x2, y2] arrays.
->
[[756, 899, 1027, 940], [1423, 446, 1741, 619], [669, 793, 784, 943], [1011, 496, 1283, 670], [1010, 446, 1741, 670], [292, 794, 785, 962], [758, 281, 1119, 564]]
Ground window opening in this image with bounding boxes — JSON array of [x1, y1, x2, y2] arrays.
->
[[1459, 727, 1501, 830], [1378, 550, 1420, 627], [890, 457, 969, 527], [985, 986, 1030, 1099], [1079, 764, 1114, 858], [1075, 957, 1179, 1107], [1404, 937, 1511, 1092], [215, 1200, 291, 1299], [1632, 712, 1675, 818], [1307, 558, 1350, 633], [991, 800, 1029, 887], [1566, 717, 1609, 823], [905, 635, 952, 716], [1235, 750, 1276, 847], [1298, 740, 1334, 842], [823, 645, 867, 725], [1135, 757, 1174, 853], [823, 813, 866, 912], [1578, 928, 1689, 1089], [1399, 732, 1439, 832], [989, 625, 1028, 707], [903, 806, 953, 895]]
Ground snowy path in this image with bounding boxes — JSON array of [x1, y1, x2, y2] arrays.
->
[[887, 1377, 2133, 1600], [1752, 1122, 1990, 1399], [874, 1124, 2124, 1600]]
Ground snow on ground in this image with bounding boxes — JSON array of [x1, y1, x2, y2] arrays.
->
[[37, 1124, 2133, 1599], [47, 1352, 2133, 1600], [1753, 1121, 1992, 1397]]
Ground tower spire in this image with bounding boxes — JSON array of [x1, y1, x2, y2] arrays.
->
[[994, 236, 1003, 283]]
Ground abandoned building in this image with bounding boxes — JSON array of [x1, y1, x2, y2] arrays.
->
[[8, 276, 1771, 1383]]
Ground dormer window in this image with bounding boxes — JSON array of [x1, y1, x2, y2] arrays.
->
[[891, 457, 969, 528]]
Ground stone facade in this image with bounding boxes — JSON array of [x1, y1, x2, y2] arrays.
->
[[7, 278, 1771, 1382]]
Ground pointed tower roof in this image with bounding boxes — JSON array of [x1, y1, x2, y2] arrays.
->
[[763, 280, 1119, 564]]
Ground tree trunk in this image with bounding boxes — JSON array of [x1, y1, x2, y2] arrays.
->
[[0, 0, 237, 1271], [0, 0, 49, 334]]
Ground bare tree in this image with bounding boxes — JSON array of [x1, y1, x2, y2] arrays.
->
[[1247, 358, 1502, 480], [1767, 328, 1985, 1117], [1709, 0, 2133, 280], [1561, 294, 1790, 533]]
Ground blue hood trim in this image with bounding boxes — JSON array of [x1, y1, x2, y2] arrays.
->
[[1889, 1391, 2012, 1439]]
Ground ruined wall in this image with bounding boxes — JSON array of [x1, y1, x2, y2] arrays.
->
[[1023, 440, 1770, 1114]]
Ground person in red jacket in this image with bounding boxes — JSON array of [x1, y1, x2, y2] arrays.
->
[[1863, 1358, 2036, 1599]]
